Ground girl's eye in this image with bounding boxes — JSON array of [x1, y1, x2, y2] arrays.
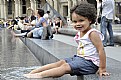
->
[[72, 19, 84, 23], [79, 19, 84, 22], [72, 20, 77, 23]]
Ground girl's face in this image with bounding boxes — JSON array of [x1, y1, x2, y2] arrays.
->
[[71, 12, 92, 33]]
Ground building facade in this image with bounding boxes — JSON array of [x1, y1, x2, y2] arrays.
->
[[0, 0, 121, 21], [0, 0, 46, 19]]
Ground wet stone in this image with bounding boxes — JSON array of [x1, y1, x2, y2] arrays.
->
[[0, 29, 42, 80]]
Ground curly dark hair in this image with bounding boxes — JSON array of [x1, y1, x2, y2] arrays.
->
[[37, 9, 45, 17], [70, 3, 97, 24]]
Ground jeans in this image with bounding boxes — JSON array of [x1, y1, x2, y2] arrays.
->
[[100, 16, 114, 45]]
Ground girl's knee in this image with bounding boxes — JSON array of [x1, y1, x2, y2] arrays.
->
[[54, 60, 66, 67], [59, 60, 66, 64], [27, 32, 32, 38], [61, 63, 71, 72]]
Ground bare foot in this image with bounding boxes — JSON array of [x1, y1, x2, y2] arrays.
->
[[24, 73, 42, 78], [10, 31, 17, 37]]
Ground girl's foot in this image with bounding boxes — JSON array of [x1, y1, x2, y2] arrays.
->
[[24, 73, 42, 78]]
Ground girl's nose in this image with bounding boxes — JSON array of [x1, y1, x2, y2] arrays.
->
[[75, 22, 81, 26]]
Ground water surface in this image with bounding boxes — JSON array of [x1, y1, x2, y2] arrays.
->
[[0, 29, 41, 80]]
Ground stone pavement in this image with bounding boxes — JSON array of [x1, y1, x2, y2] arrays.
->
[[53, 34, 121, 62], [59, 24, 121, 44]]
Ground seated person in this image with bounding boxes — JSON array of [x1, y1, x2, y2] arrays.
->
[[24, 3, 109, 79], [26, 9, 48, 38], [13, 9, 53, 39], [54, 17, 62, 34]]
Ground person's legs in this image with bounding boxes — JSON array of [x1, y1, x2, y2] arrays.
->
[[47, 25, 53, 38], [39, 63, 71, 78], [55, 28, 58, 34], [14, 32, 27, 37], [107, 20, 114, 46], [101, 16, 108, 46], [41, 27, 48, 39], [27, 31, 33, 38], [24, 60, 71, 78], [29, 60, 66, 74], [28, 28, 40, 38], [24, 63, 71, 78], [11, 30, 27, 37], [55, 28, 59, 34], [21, 30, 30, 33]]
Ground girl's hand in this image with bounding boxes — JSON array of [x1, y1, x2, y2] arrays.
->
[[97, 68, 110, 76]]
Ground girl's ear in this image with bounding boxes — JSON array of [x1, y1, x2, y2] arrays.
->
[[89, 19, 92, 24]]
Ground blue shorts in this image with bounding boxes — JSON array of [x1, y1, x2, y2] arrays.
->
[[32, 27, 43, 38], [64, 55, 98, 76]]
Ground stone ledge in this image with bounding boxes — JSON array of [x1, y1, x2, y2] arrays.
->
[[18, 36, 121, 80], [59, 28, 121, 44]]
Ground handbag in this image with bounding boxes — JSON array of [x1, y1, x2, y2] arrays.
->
[[97, 15, 101, 23], [97, 2, 102, 23]]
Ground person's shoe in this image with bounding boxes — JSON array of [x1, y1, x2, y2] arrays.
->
[[50, 34, 53, 39], [107, 44, 114, 46], [103, 44, 107, 47]]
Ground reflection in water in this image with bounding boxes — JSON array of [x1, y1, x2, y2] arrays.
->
[[0, 29, 42, 80], [0, 66, 40, 80]]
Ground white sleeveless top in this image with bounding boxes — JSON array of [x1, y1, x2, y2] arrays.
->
[[74, 29, 104, 66]]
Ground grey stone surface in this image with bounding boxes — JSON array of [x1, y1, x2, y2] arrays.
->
[[59, 24, 121, 44], [19, 35, 121, 80], [59, 28, 121, 44]]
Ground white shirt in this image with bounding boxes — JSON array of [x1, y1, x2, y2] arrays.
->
[[101, 0, 114, 19], [43, 13, 49, 20], [43, 13, 50, 23], [74, 29, 104, 66]]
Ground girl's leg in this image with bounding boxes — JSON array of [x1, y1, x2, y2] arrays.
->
[[56, 28, 59, 34], [29, 60, 67, 74], [11, 30, 27, 37], [39, 63, 71, 78], [14, 33, 27, 37], [24, 62, 71, 78], [55, 28, 58, 34], [27, 31, 32, 38]]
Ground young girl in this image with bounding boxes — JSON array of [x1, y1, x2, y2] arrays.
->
[[24, 3, 109, 78]]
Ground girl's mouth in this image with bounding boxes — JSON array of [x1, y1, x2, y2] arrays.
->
[[76, 26, 83, 30]]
